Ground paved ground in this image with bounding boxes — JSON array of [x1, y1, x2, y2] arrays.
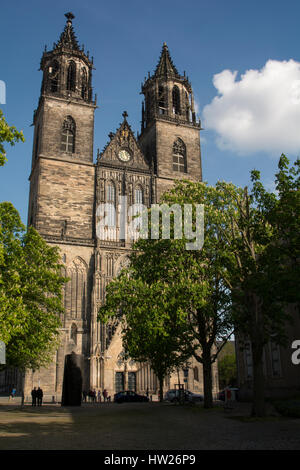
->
[[0, 401, 299, 450]]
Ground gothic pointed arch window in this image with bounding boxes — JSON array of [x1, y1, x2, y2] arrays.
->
[[70, 323, 77, 345], [106, 181, 116, 227], [67, 61, 76, 92], [48, 60, 59, 93], [172, 85, 181, 115], [158, 85, 166, 115], [146, 91, 152, 121], [173, 138, 186, 173], [81, 67, 88, 99], [68, 257, 87, 320], [185, 92, 190, 121], [134, 185, 143, 205], [61, 116, 75, 153]]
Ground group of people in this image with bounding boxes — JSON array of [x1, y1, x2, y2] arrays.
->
[[31, 387, 43, 406], [82, 388, 110, 403]]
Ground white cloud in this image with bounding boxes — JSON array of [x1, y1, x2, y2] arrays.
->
[[202, 59, 300, 156]]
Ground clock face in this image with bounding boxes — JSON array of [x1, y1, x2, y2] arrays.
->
[[118, 149, 131, 162]]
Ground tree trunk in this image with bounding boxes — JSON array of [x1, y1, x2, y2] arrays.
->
[[202, 353, 213, 408], [159, 376, 164, 403], [251, 343, 265, 417], [250, 293, 266, 417]]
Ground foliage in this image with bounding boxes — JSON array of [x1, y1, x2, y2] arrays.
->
[[99, 269, 191, 400], [0, 109, 24, 167], [218, 352, 237, 389], [0, 202, 67, 370], [217, 155, 300, 416], [99, 181, 237, 407], [99, 154, 299, 415]]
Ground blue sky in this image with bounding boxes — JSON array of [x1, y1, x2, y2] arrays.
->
[[1, 0, 300, 223]]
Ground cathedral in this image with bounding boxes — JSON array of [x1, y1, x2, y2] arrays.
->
[[20, 12, 219, 401]]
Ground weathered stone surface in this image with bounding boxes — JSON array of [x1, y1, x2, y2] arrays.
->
[[22, 16, 210, 403]]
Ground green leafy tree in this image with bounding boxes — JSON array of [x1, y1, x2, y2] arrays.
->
[[217, 156, 299, 416], [0, 202, 68, 369], [0, 109, 24, 167], [0, 111, 67, 370], [99, 181, 236, 408], [157, 182, 235, 408], [218, 351, 237, 389], [99, 270, 191, 402]]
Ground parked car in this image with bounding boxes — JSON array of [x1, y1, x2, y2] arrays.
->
[[114, 390, 149, 403], [164, 389, 204, 403]]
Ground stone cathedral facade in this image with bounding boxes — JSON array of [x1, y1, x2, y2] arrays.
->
[[22, 13, 219, 401]]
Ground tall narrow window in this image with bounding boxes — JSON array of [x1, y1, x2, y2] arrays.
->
[[158, 85, 166, 115], [172, 85, 180, 115], [134, 186, 143, 204], [81, 68, 87, 99], [67, 61, 76, 92], [61, 116, 75, 153], [106, 182, 116, 226], [71, 323, 77, 344], [48, 60, 59, 92], [146, 92, 152, 121], [172, 138, 186, 173], [185, 92, 190, 121]]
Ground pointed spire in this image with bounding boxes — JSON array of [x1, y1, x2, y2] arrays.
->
[[55, 12, 80, 51], [154, 43, 181, 79]]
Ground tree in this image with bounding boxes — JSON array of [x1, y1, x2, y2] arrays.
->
[[0, 202, 67, 369], [99, 268, 191, 402], [0, 109, 24, 167], [217, 343, 237, 389], [156, 181, 235, 408], [0, 202, 68, 369], [99, 181, 236, 408], [217, 156, 299, 416], [0, 111, 67, 372], [99, 157, 299, 414]]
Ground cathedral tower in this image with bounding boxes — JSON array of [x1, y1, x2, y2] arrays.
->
[[138, 43, 202, 200], [25, 13, 97, 397], [28, 12, 96, 240]]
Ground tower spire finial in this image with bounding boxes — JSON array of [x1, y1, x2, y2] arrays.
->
[[65, 12, 75, 23]]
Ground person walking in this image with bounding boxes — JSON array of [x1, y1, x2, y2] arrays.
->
[[31, 387, 37, 406], [37, 387, 43, 406], [97, 389, 101, 403]]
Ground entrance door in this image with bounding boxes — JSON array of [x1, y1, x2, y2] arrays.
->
[[115, 372, 124, 393]]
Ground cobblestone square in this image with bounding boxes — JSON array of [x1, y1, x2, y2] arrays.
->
[[0, 401, 299, 450]]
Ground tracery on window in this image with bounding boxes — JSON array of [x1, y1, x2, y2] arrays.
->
[[172, 138, 186, 172], [172, 85, 181, 115], [134, 186, 143, 204], [61, 116, 75, 153], [67, 61, 76, 92], [158, 85, 166, 115], [81, 68, 88, 99], [106, 182, 116, 226], [48, 60, 59, 93]]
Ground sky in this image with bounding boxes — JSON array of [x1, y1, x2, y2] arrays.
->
[[1, 0, 300, 223]]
